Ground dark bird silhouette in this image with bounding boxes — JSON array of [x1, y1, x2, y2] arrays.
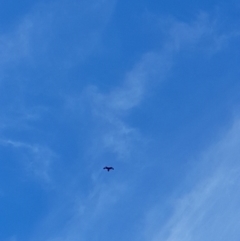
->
[[103, 166, 114, 172]]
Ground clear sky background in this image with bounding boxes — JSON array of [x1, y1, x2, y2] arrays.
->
[[0, 0, 240, 241]]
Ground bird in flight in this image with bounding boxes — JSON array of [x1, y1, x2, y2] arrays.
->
[[103, 166, 114, 172]]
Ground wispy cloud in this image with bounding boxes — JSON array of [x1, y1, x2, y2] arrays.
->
[[0, 0, 116, 69], [0, 0, 117, 140], [7, 9, 238, 241], [0, 19, 32, 74], [0, 0, 117, 182], [30, 172, 127, 241], [80, 13, 234, 162], [4, 236, 17, 241], [82, 52, 169, 160], [62, 12, 240, 241], [27, 0, 117, 67], [141, 119, 240, 241], [0, 139, 56, 183], [154, 12, 240, 55]]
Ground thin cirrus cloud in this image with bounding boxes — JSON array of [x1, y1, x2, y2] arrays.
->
[[0, 21, 31, 66], [74, 14, 240, 241], [0, 0, 117, 183], [0, 0, 117, 76], [142, 119, 240, 241], [28, 13, 240, 241], [81, 53, 166, 160], [81, 13, 233, 161], [0, 0, 117, 124], [0, 1, 239, 241], [0, 139, 56, 183]]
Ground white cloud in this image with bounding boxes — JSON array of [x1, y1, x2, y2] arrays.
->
[[82, 54, 158, 160], [80, 13, 232, 161], [30, 174, 127, 241], [29, 0, 117, 66], [166, 13, 215, 50], [106, 52, 171, 112], [0, 19, 32, 70], [0, 139, 56, 183], [0, 0, 117, 149], [0, 0, 116, 74], [142, 119, 240, 241], [38, 14, 237, 241], [155, 12, 239, 55], [4, 236, 18, 241], [12, 11, 239, 241]]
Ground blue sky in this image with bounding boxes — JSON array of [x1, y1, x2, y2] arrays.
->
[[0, 0, 240, 240]]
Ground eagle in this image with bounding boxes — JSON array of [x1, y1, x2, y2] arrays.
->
[[103, 166, 114, 172]]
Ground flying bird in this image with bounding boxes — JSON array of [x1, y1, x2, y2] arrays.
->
[[103, 166, 114, 172]]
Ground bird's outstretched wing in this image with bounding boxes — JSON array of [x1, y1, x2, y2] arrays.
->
[[103, 166, 114, 171]]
